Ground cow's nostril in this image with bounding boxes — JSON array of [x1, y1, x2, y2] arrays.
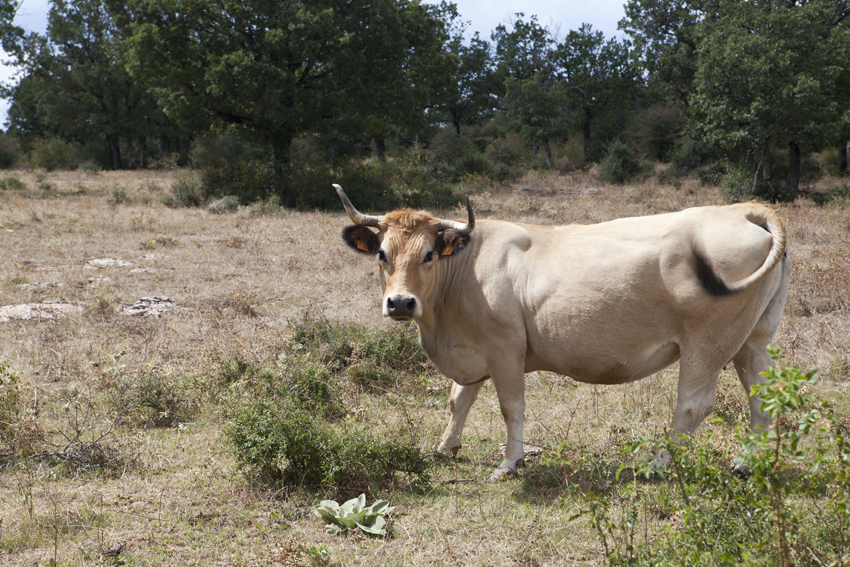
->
[[406, 298, 416, 312], [387, 298, 395, 309]]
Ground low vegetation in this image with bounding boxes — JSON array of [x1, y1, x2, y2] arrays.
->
[[0, 168, 848, 565]]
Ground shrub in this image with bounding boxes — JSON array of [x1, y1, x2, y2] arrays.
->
[[631, 105, 686, 163], [163, 172, 206, 207], [207, 195, 241, 214], [671, 138, 718, 176], [599, 140, 644, 184], [0, 135, 20, 169], [0, 177, 26, 190], [133, 370, 196, 428], [224, 369, 431, 492], [109, 187, 131, 205], [485, 133, 530, 181], [722, 165, 755, 202], [288, 311, 426, 376], [27, 138, 83, 171], [571, 348, 850, 566]]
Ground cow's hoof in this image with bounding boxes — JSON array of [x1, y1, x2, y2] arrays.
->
[[435, 444, 462, 458], [488, 465, 518, 481], [731, 464, 752, 479]]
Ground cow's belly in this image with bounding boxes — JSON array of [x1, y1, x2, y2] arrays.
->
[[528, 340, 681, 385]]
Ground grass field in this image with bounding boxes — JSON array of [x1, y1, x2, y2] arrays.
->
[[0, 167, 848, 566]]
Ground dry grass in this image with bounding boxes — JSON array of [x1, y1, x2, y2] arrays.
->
[[0, 167, 848, 566]]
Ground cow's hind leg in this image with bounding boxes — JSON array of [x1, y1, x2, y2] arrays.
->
[[650, 352, 723, 470], [438, 381, 484, 456], [732, 269, 788, 433], [732, 343, 773, 432]]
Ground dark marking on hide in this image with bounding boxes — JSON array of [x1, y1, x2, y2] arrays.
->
[[436, 230, 470, 257], [342, 225, 380, 254], [758, 222, 771, 233], [694, 249, 737, 297]]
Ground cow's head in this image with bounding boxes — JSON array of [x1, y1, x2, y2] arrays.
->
[[336, 184, 474, 321]]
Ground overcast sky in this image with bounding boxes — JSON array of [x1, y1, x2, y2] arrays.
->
[[0, 0, 629, 127]]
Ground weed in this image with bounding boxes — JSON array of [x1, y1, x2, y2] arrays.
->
[[133, 369, 196, 428], [207, 195, 240, 213], [315, 494, 394, 536], [109, 187, 131, 205], [570, 348, 850, 566], [0, 176, 26, 190], [141, 234, 178, 248]]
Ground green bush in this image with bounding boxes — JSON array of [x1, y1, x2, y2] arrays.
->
[[133, 370, 197, 428], [207, 195, 241, 214], [0, 135, 20, 169], [485, 133, 530, 181], [599, 140, 644, 184], [224, 362, 431, 492], [721, 165, 754, 201], [571, 348, 850, 566], [27, 138, 83, 171], [162, 172, 206, 207], [0, 177, 26, 190], [631, 105, 686, 163], [671, 138, 718, 176], [288, 311, 426, 375]]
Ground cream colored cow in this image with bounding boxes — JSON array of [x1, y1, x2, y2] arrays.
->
[[336, 184, 789, 480]]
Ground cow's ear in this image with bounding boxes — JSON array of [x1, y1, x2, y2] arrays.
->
[[436, 229, 470, 256], [342, 225, 379, 254]]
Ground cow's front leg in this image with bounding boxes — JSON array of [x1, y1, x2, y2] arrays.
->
[[438, 381, 484, 456], [489, 367, 526, 480]]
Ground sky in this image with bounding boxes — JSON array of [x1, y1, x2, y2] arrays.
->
[[0, 0, 629, 126]]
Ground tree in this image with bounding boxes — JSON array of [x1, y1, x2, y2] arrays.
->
[[555, 24, 640, 161], [123, 0, 448, 190], [431, 13, 499, 139], [691, 0, 850, 198], [619, 0, 714, 104], [492, 13, 556, 82], [504, 73, 567, 167], [3, 0, 175, 168], [494, 14, 559, 160]]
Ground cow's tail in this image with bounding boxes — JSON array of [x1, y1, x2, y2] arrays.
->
[[695, 203, 786, 297]]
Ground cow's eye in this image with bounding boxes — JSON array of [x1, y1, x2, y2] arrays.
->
[[423, 251, 434, 264], [377, 250, 388, 263]]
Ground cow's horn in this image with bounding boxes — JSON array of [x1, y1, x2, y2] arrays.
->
[[437, 196, 475, 233], [334, 184, 381, 227]]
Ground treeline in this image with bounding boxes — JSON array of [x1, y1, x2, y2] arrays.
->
[[0, 0, 849, 207]]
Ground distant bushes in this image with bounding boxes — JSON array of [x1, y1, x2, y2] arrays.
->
[[599, 140, 645, 184]]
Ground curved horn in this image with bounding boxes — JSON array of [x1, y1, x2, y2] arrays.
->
[[334, 184, 381, 227], [437, 196, 475, 233]]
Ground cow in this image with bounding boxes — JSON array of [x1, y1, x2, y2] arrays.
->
[[335, 184, 790, 480]]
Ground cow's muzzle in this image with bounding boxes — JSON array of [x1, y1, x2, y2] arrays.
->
[[384, 294, 420, 320]]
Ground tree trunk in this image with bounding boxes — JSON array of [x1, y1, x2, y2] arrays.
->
[[159, 136, 170, 158], [786, 140, 800, 192], [330, 137, 340, 160], [107, 135, 121, 170], [451, 110, 461, 140], [140, 138, 148, 168], [373, 135, 386, 160], [127, 138, 136, 169], [542, 138, 552, 168], [839, 142, 847, 175], [752, 138, 776, 202], [532, 139, 538, 155], [583, 112, 592, 162], [271, 136, 294, 207]]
